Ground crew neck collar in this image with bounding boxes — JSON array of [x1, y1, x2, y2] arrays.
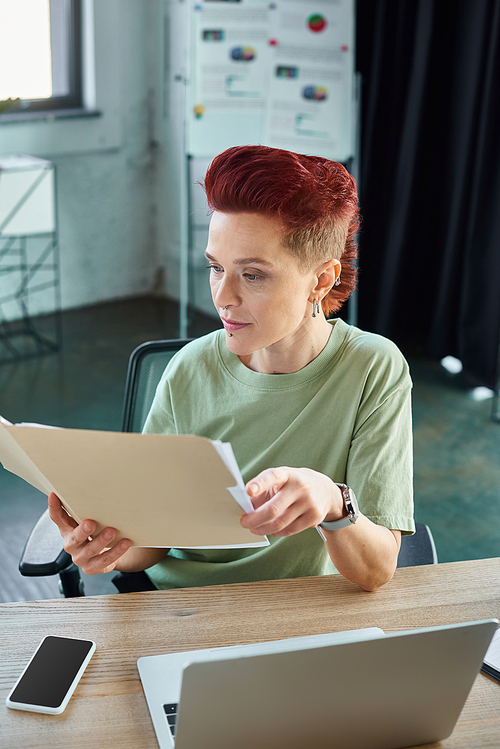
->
[[217, 319, 348, 390]]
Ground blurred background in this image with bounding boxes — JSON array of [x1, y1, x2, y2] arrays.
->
[[0, 0, 499, 602]]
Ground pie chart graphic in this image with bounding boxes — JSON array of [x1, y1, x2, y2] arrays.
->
[[230, 46, 256, 62], [307, 13, 327, 33], [302, 85, 328, 101]]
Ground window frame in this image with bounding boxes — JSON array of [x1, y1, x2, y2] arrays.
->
[[0, 0, 121, 156], [0, 0, 83, 117]]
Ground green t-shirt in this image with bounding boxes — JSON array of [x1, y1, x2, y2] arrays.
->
[[143, 319, 414, 589]]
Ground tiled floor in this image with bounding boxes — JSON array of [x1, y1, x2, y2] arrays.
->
[[0, 297, 498, 602], [410, 356, 500, 563]]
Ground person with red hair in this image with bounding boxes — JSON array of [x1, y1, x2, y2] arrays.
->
[[49, 145, 414, 592]]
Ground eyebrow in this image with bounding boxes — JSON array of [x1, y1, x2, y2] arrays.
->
[[204, 251, 273, 267]]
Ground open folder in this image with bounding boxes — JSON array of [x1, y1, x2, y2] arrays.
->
[[0, 417, 268, 549]]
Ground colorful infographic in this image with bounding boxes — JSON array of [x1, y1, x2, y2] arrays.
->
[[202, 29, 225, 41], [307, 13, 327, 33], [276, 65, 298, 79], [230, 46, 256, 61], [188, 0, 354, 162], [302, 84, 328, 101], [264, 0, 353, 158]]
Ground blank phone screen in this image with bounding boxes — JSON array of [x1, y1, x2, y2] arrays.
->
[[10, 636, 94, 708]]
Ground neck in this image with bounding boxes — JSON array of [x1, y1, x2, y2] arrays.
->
[[239, 317, 332, 374]]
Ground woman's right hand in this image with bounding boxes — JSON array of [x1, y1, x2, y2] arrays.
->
[[48, 492, 132, 575]]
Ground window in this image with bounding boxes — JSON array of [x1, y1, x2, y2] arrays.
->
[[0, 0, 82, 117], [0, 0, 121, 157]]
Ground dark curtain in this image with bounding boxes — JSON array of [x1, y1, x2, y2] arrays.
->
[[356, 0, 500, 390]]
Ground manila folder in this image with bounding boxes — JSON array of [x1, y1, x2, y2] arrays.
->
[[0, 423, 268, 549]]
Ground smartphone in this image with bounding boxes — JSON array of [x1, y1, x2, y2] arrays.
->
[[6, 635, 96, 715]]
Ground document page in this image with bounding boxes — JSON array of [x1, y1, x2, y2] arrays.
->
[[483, 628, 500, 681], [0, 419, 269, 550]]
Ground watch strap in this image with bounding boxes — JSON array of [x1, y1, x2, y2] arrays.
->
[[318, 484, 359, 530]]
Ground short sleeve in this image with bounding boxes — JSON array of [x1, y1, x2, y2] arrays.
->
[[347, 381, 414, 534], [142, 372, 176, 435]]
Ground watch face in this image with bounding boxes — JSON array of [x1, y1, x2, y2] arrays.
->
[[344, 487, 358, 521], [319, 486, 359, 530]]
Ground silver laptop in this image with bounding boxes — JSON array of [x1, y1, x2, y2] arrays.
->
[[137, 619, 497, 749]]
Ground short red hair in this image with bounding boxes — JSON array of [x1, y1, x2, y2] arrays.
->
[[203, 145, 359, 315]]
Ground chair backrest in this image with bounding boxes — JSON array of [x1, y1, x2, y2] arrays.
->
[[20, 338, 194, 597], [397, 522, 438, 567], [121, 339, 193, 433]]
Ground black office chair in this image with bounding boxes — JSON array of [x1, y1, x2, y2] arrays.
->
[[397, 523, 438, 567], [19, 338, 193, 597], [19, 336, 437, 595]]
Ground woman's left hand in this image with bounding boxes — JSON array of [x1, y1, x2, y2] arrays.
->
[[241, 467, 343, 537]]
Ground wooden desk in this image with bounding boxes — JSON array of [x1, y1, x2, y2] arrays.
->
[[1, 558, 499, 749]]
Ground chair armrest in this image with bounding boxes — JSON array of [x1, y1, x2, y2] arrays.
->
[[112, 570, 158, 593], [19, 508, 72, 576]]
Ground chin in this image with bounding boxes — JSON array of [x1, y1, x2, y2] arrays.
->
[[225, 331, 256, 357]]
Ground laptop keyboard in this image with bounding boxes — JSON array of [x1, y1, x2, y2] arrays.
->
[[163, 703, 179, 739]]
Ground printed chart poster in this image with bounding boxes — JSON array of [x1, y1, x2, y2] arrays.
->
[[264, 0, 354, 161], [188, 0, 271, 157]]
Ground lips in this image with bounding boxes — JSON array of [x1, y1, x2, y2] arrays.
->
[[221, 318, 250, 333]]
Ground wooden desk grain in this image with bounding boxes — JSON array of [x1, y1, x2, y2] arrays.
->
[[1, 559, 499, 748]]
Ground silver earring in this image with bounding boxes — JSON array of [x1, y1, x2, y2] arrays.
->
[[335, 276, 341, 287], [312, 300, 320, 318]]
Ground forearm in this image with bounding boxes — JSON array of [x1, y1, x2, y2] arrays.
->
[[242, 468, 402, 591], [113, 546, 170, 573], [321, 516, 401, 592]]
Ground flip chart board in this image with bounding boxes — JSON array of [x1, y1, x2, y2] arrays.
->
[[187, 0, 355, 161]]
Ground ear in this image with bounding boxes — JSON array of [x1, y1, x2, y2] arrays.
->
[[308, 258, 341, 303]]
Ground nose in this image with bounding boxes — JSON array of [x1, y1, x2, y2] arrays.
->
[[212, 273, 240, 311]]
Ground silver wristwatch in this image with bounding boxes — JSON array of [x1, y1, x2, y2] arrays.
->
[[319, 484, 359, 530]]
